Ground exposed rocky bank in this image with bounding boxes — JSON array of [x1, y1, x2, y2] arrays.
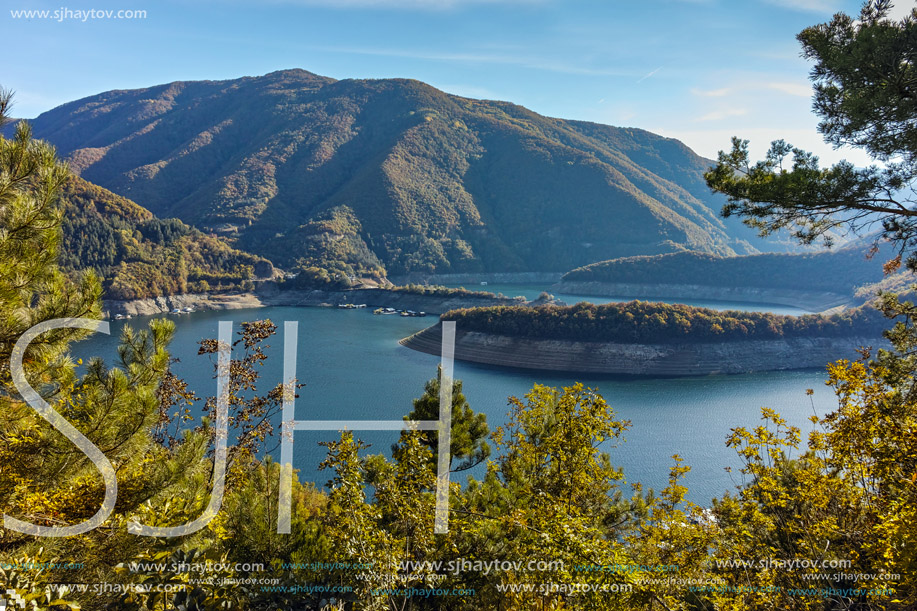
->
[[255, 285, 537, 313], [400, 322, 885, 376], [103, 292, 264, 317], [103, 284, 546, 317]]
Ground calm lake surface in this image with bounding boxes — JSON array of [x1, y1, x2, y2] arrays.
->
[[444, 282, 810, 316], [74, 294, 837, 504]]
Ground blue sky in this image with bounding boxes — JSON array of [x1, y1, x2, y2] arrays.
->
[[4, 0, 914, 165]]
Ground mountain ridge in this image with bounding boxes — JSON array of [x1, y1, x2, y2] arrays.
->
[[24, 69, 803, 279]]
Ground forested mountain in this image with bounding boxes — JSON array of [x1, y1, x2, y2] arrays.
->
[[561, 246, 902, 301], [440, 300, 888, 344], [58, 176, 271, 300], [23, 69, 798, 278]]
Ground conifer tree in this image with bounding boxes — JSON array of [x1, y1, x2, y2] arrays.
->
[[0, 91, 212, 610], [705, 1, 917, 266]]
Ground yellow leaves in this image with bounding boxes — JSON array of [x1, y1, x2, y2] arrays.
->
[[715, 344, 917, 606], [883, 254, 902, 275], [207, 510, 231, 542]]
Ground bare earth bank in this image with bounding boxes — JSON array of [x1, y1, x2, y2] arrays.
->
[[399, 323, 885, 376]]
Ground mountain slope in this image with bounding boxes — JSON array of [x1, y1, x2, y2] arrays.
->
[[560, 245, 898, 303], [28, 69, 790, 276], [58, 176, 272, 300]]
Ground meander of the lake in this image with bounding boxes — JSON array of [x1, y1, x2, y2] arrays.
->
[[74, 292, 837, 504]]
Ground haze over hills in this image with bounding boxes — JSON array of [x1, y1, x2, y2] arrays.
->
[[24, 69, 803, 279]]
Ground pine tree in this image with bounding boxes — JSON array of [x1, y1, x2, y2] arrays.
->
[[393, 367, 490, 472], [0, 89, 101, 383], [705, 1, 917, 266], [0, 90, 213, 610]]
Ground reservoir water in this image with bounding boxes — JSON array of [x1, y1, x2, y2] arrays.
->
[[443, 283, 810, 317], [74, 295, 841, 504]]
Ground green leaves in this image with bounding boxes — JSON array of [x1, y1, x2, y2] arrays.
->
[[706, 136, 912, 250], [0, 550, 82, 611], [801, 0, 917, 164], [441, 300, 888, 344], [395, 368, 490, 472], [56, 175, 266, 301], [0, 98, 101, 378], [706, 1, 917, 267]]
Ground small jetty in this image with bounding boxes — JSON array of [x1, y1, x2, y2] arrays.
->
[[400, 310, 427, 317], [373, 307, 426, 317]]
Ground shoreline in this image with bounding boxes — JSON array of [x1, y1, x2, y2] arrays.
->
[[102, 278, 855, 319], [103, 292, 265, 317], [552, 281, 853, 313], [388, 272, 564, 286], [102, 284, 536, 318], [400, 322, 886, 376], [103, 285, 881, 376]]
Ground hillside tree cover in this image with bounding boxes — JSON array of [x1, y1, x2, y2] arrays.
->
[[441, 300, 888, 344], [561, 248, 892, 299], [22, 68, 783, 280], [4, 2, 917, 608], [56, 177, 269, 300]]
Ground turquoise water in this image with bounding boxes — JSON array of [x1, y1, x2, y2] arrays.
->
[[73, 300, 839, 505], [444, 283, 811, 316]]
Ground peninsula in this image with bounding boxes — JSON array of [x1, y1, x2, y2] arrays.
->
[[400, 301, 889, 375]]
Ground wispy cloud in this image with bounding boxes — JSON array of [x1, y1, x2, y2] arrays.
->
[[762, 0, 839, 13], [636, 66, 663, 83], [655, 127, 875, 167], [766, 82, 811, 97], [762, 2, 911, 23], [691, 87, 730, 97], [265, 0, 545, 9], [695, 108, 747, 122], [307, 44, 631, 76], [689, 80, 810, 100]]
